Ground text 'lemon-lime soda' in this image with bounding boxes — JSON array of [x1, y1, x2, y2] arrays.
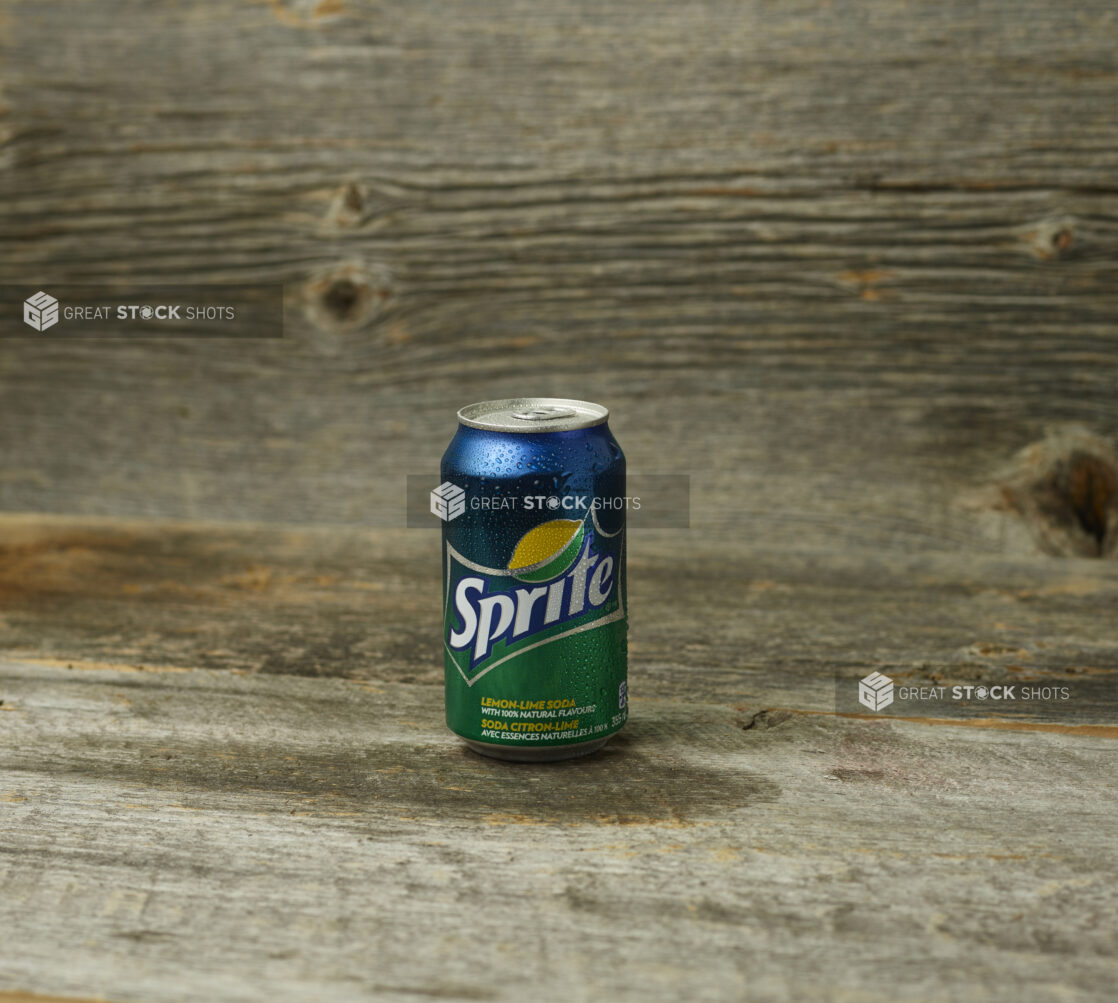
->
[[440, 399, 627, 762]]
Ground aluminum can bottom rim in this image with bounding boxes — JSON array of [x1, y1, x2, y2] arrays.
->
[[457, 735, 612, 763]]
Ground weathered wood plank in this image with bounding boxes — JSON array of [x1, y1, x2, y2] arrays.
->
[[2, 5, 1117, 1000], [0, 1, 1116, 541], [1, 515, 1115, 722], [1, 659, 1116, 1002]]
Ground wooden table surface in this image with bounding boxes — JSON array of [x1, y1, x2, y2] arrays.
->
[[2, 0, 1118, 1000], [1, 515, 1116, 1002]]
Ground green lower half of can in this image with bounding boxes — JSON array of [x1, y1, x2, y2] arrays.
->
[[445, 620, 627, 762]]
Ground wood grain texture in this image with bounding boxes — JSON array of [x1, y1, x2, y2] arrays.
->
[[2, 658, 1116, 1002], [0, 512, 1115, 1002], [0, 1, 1116, 549], [2, 2, 1118, 998], [1, 514, 1116, 722]]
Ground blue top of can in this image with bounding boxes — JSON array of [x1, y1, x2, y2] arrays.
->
[[457, 398, 609, 433]]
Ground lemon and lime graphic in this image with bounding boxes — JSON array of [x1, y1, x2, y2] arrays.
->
[[507, 519, 585, 583]]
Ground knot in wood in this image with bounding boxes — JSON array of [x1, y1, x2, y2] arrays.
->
[[997, 428, 1118, 558], [304, 262, 393, 335], [1025, 217, 1076, 260]]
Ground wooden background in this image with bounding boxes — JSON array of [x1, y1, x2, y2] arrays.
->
[[0, 0, 1115, 547], [1, 2, 1117, 1001]]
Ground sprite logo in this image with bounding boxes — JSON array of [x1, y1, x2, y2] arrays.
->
[[444, 515, 624, 685]]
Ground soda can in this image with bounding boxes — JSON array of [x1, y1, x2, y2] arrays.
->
[[438, 398, 628, 761]]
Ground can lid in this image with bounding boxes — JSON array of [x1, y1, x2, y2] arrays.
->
[[457, 398, 609, 433]]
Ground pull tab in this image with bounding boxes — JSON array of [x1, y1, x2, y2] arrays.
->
[[511, 406, 578, 422]]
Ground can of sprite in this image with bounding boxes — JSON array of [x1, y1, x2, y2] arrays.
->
[[437, 398, 628, 761]]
